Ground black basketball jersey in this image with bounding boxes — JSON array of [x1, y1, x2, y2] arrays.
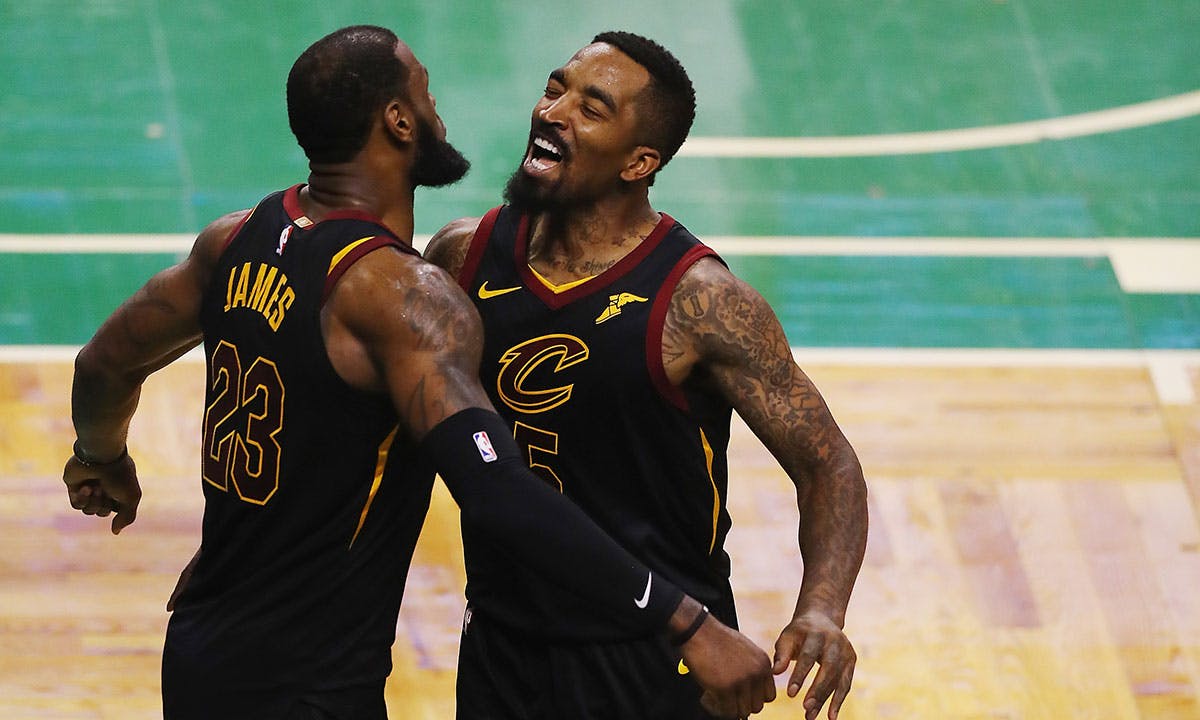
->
[[457, 205, 737, 641], [163, 185, 435, 716]]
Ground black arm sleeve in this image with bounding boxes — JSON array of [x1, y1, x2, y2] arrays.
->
[[421, 407, 684, 635]]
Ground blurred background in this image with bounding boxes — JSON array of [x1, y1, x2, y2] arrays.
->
[[1, 1, 1198, 718]]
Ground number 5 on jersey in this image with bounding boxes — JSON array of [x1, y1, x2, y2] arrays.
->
[[513, 421, 564, 492]]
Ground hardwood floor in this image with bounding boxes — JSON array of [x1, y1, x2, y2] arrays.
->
[[2, 357, 1197, 719]]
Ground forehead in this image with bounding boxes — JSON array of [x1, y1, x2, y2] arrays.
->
[[393, 40, 425, 78], [558, 42, 651, 103]]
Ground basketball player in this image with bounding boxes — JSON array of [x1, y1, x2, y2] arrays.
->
[[425, 31, 868, 720], [62, 26, 774, 720]]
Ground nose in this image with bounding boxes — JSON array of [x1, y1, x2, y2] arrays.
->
[[537, 96, 567, 129]]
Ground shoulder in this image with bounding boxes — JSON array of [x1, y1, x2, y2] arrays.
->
[[423, 216, 483, 278], [330, 243, 482, 350], [320, 242, 486, 402], [669, 255, 782, 362], [194, 210, 249, 257], [673, 254, 758, 320], [171, 210, 251, 289]]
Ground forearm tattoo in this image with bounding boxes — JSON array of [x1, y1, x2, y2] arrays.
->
[[668, 268, 867, 616]]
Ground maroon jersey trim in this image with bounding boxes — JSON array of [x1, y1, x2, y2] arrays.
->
[[321, 236, 414, 305], [458, 206, 504, 292], [219, 206, 257, 254], [646, 244, 720, 411], [283, 184, 396, 226], [516, 212, 679, 310]]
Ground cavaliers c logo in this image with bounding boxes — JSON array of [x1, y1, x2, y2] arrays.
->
[[496, 334, 589, 413]]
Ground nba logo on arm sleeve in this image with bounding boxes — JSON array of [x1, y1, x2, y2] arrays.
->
[[473, 431, 498, 462]]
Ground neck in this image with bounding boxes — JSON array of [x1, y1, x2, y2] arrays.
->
[[301, 160, 416, 244], [527, 194, 660, 274]]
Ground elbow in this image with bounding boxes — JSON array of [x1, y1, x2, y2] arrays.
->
[[74, 342, 112, 386], [73, 337, 142, 393]]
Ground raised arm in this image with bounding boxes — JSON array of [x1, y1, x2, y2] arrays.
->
[[65, 211, 245, 533], [664, 258, 868, 720], [326, 248, 776, 717]]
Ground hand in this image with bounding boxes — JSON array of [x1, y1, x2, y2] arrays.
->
[[63, 452, 141, 535], [773, 611, 856, 720], [679, 611, 776, 718]]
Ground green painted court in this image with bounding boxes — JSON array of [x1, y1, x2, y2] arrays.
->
[[1, 0, 1197, 348], [4, 6, 1200, 719]]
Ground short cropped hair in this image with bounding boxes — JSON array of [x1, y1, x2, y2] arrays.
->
[[592, 31, 696, 181], [287, 25, 409, 163]]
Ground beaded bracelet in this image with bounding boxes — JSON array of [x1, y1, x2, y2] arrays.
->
[[72, 440, 129, 467], [672, 606, 709, 646]]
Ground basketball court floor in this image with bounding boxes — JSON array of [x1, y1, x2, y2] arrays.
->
[[1, 2, 1198, 718]]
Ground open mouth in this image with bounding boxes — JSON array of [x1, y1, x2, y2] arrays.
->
[[523, 134, 565, 174]]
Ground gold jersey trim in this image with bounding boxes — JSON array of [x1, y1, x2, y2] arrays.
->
[[349, 425, 399, 549], [700, 427, 720, 554], [527, 265, 595, 294], [328, 236, 378, 276]]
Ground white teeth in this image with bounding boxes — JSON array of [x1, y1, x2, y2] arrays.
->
[[533, 137, 561, 156]]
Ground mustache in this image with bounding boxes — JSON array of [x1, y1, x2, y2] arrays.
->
[[529, 123, 570, 161]]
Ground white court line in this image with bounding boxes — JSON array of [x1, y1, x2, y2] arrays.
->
[[790, 348, 1200, 405], [5, 346, 1196, 405], [698, 237, 1200, 293], [1107, 242, 1200, 293], [5, 234, 1194, 257], [679, 89, 1200, 157], [0, 235, 196, 253], [3, 234, 1198, 293]]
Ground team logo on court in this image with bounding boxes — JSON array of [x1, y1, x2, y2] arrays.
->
[[595, 292, 648, 324], [496, 334, 589, 413]]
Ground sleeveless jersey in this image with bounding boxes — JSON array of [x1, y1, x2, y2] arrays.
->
[[457, 205, 736, 641], [164, 185, 435, 715]]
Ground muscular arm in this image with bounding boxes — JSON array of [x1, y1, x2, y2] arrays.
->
[[326, 249, 687, 617], [664, 258, 867, 717], [66, 211, 244, 531], [422, 215, 479, 279], [328, 247, 775, 716]]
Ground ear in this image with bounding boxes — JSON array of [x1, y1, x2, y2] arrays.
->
[[620, 146, 662, 183], [383, 99, 416, 145]]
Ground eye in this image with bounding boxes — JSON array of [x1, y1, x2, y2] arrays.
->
[[544, 85, 562, 99], [581, 104, 602, 120]]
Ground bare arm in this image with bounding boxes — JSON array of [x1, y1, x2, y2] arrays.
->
[[323, 245, 490, 435], [664, 258, 868, 719], [422, 215, 480, 280], [327, 249, 775, 717], [66, 211, 245, 532]]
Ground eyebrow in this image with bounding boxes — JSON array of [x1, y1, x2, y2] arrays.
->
[[548, 68, 618, 113]]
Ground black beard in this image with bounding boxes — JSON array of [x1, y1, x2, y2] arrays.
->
[[411, 119, 470, 188], [503, 167, 544, 212], [503, 166, 573, 214]]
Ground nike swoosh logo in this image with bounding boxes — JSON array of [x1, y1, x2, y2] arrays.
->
[[477, 281, 522, 300], [634, 572, 652, 609]]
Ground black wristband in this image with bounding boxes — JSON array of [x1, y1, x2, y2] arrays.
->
[[672, 606, 709, 646], [73, 440, 128, 467]]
